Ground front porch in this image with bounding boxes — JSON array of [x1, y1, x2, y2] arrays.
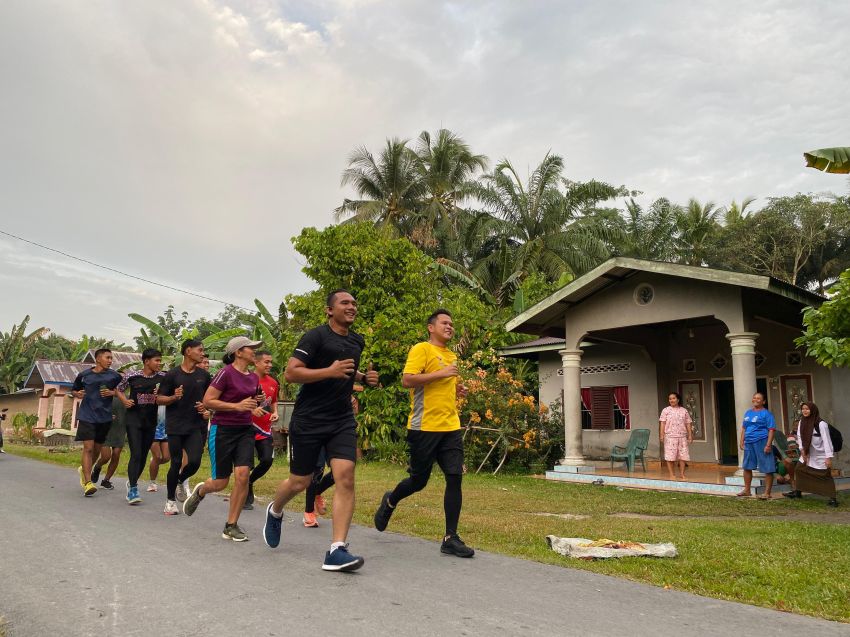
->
[[544, 460, 850, 497]]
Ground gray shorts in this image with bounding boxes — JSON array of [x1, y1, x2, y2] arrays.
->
[[104, 414, 127, 448]]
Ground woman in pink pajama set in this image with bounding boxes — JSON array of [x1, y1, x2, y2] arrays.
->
[[659, 392, 693, 480]]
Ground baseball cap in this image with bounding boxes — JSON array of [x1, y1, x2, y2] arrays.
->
[[225, 336, 263, 355]]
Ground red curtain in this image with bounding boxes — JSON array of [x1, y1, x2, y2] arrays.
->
[[580, 388, 592, 411], [612, 386, 630, 429]]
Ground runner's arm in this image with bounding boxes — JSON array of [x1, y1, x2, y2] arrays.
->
[[202, 384, 257, 412], [284, 357, 354, 384]]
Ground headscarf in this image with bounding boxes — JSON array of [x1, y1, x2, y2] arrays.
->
[[798, 401, 820, 456]]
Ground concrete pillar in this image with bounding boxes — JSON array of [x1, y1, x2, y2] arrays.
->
[[726, 332, 759, 469], [559, 349, 586, 465], [36, 392, 49, 428], [52, 394, 64, 429]]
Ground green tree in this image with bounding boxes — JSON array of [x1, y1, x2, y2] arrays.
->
[[675, 198, 722, 266], [0, 316, 49, 393], [284, 223, 512, 448], [604, 197, 680, 261], [796, 268, 850, 367]]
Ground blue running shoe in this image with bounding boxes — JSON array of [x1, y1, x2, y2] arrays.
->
[[322, 545, 364, 572], [263, 502, 283, 548], [127, 485, 141, 505]]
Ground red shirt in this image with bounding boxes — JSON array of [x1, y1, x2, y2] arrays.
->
[[253, 374, 280, 440]]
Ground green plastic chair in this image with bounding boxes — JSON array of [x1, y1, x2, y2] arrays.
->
[[610, 428, 651, 472]]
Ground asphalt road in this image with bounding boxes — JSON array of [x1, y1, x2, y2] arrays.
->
[[1, 454, 847, 637]]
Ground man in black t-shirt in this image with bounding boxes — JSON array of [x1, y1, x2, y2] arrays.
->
[[116, 348, 166, 504], [156, 339, 211, 516], [263, 289, 379, 572]]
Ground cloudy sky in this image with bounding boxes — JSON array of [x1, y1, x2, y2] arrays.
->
[[1, 1, 848, 344]]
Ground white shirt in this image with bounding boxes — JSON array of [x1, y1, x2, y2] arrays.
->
[[794, 420, 834, 470]]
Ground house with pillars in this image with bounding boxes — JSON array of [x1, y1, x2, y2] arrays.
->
[[502, 258, 850, 472]]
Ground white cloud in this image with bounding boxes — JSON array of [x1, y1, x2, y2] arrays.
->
[[0, 0, 848, 342]]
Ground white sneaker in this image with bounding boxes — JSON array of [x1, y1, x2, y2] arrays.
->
[[176, 482, 186, 502], [182, 479, 191, 496], [164, 500, 180, 516], [147, 482, 158, 492]]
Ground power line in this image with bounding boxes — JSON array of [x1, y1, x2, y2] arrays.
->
[[0, 228, 255, 313]]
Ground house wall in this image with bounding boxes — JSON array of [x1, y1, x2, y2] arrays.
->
[[564, 272, 746, 348], [0, 392, 40, 438]]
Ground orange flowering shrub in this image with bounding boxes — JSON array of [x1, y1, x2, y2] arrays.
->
[[457, 349, 563, 473]]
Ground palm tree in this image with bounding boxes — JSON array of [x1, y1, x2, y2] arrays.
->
[[412, 129, 488, 253], [334, 138, 425, 237], [439, 154, 623, 306], [607, 197, 680, 261], [675, 198, 722, 266], [0, 316, 49, 394], [719, 197, 756, 227]]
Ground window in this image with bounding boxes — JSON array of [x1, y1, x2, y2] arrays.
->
[[580, 386, 630, 430]]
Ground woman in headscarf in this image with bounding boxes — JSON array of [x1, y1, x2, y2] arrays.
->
[[785, 402, 838, 507]]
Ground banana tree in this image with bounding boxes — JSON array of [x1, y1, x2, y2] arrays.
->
[[129, 313, 245, 368], [0, 316, 49, 393], [804, 147, 850, 174]]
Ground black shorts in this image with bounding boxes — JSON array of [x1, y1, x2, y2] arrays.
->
[[289, 426, 357, 477], [75, 420, 112, 445], [407, 428, 464, 477], [208, 424, 255, 480]]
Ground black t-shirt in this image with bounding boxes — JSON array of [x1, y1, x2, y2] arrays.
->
[[290, 323, 364, 432], [158, 366, 211, 435], [117, 370, 165, 428]]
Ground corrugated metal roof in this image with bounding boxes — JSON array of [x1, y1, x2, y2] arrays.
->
[[81, 350, 141, 367], [500, 336, 566, 351], [25, 360, 94, 388]]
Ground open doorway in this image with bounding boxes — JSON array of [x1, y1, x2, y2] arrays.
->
[[713, 377, 768, 465]]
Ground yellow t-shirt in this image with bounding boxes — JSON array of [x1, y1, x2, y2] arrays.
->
[[403, 342, 460, 432]]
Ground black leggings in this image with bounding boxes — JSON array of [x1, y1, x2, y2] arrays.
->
[[390, 471, 463, 536], [249, 437, 274, 485], [305, 469, 335, 513], [167, 429, 205, 500], [126, 417, 156, 488]]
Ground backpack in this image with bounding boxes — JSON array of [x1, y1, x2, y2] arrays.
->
[[812, 422, 844, 453]]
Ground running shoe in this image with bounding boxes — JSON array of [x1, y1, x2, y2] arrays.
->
[[78, 466, 86, 488], [440, 534, 475, 558], [175, 482, 187, 502], [100, 479, 114, 490], [183, 483, 204, 516], [222, 523, 248, 542], [83, 481, 97, 497], [243, 501, 254, 511], [315, 494, 327, 516], [322, 545, 364, 572], [263, 502, 283, 548], [0, 448, 5, 453], [90, 463, 102, 485], [303, 512, 319, 528], [147, 482, 158, 492], [127, 485, 141, 505], [182, 479, 191, 497], [246, 484, 255, 506], [374, 491, 394, 532], [163, 500, 180, 516]]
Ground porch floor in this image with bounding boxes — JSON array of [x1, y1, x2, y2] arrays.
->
[[545, 460, 850, 496]]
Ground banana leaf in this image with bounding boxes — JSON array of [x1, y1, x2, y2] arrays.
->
[[804, 147, 850, 174]]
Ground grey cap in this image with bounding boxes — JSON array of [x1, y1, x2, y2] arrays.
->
[[224, 336, 263, 355]]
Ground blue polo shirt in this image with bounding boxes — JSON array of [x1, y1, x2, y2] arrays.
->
[[742, 408, 775, 443]]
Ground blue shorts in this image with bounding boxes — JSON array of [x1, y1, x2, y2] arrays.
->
[[742, 439, 774, 473], [154, 421, 167, 441]]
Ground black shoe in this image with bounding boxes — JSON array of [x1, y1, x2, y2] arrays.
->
[[828, 498, 839, 508], [100, 479, 114, 490], [374, 491, 394, 532], [246, 485, 255, 506], [782, 490, 800, 499], [243, 502, 254, 511], [91, 463, 102, 484], [441, 534, 475, 558]]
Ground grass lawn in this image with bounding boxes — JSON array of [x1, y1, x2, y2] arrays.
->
[[8, 443, 850, 623]]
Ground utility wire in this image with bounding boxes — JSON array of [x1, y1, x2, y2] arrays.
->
[[0, 228, 255, 313]]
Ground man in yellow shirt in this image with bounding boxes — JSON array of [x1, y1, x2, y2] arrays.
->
[[373, 309, 474, 558]]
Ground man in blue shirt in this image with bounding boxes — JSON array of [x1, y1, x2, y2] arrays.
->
[[72, 349, 122, 496], [737, 391, 776, 499]]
